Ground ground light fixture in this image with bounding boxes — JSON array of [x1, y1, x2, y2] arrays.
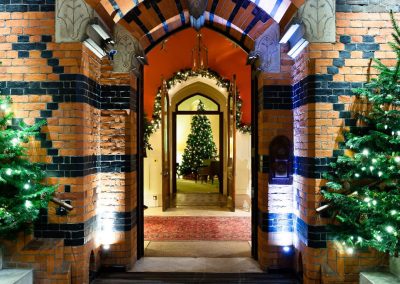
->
[[283, 246, 291, 253]]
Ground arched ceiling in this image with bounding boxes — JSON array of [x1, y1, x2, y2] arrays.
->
[[84, 0, 304, 52], [143, 27, 251, 124]]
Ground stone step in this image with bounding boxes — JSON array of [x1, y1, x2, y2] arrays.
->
[[360, 272, 399, 284], [93, 272, 298, 284], [0, 269, 33, 284]]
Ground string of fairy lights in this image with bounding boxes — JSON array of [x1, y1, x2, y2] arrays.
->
[[145, 69, 251, 149], [0, 95, 55, 238]]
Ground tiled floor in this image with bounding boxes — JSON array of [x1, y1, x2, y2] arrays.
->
[[144, 206, 251, 217], [172, 193, 226, 207], [144, 241, 252, 257], [140, 203, 254, 273], [130, 257, 262, 273]]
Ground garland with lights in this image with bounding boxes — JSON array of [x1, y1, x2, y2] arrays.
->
[[0, 95, 55, 238], [145, 69, 251, 150], [322, 11, 400, 256]]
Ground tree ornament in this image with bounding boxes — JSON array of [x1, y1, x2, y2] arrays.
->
[[144, 69, 251, 150]]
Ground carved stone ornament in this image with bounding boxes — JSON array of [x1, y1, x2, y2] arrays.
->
[[186, 0, 208, 19], [298, 0, 335, 43], [56, 0, 94, 43], [113, 24, 141, 73], [253, 22, 280, 73]]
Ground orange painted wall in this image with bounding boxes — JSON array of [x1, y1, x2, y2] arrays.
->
[[144, 27, 251, 124]]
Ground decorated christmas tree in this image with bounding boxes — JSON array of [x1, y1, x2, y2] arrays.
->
[[179, 100, 218, 177], [322, 12, 400, 256], [0, 95, 55, 238]]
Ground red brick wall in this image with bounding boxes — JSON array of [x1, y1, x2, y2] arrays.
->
[[0, 8, 138, 283], [290, 12, 400, 284]]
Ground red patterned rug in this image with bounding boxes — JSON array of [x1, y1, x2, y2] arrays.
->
[[144, 216, 251, 241]]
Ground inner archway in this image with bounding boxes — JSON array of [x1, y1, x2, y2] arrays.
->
[[139, 27, 255, 267]]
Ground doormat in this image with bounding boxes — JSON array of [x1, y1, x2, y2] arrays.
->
[[144, 216, 251, 241]]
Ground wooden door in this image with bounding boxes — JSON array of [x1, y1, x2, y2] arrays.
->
[[161, 79, 170, 211], [227, 75, 237, 212]]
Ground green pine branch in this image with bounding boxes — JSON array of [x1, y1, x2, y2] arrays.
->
[[0, 94, 56, 238], [322, 11, 400, 256]]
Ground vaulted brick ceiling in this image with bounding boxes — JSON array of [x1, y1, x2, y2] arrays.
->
[[85, 0, 304, 52]]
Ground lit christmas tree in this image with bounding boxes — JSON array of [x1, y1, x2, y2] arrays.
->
[[179, 100, 218, 177], [322, 12, 400, 256], [0, 95, 55, 238]]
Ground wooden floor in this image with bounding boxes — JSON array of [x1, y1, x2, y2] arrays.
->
[[93, 272, 298, 283]]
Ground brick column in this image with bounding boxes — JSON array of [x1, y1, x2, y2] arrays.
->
[[256, 48, 295, 270], [0, 3, 139, 280]]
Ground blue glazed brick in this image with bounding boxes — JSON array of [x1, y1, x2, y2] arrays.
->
[[345, 43, 356, 51], [47, 148, 59, 156], [28, 4, 39, 11], [41, 50, 53, 58], [363, 51, 375, 59], [357, 43, 379, 51], [18, 51, 29, 58], [327, 66, 339, 75], [339, 51, 351, 59], [6, 5, 28, 12], [17, 35, 30, 42], [41, 35, 52, 42], [339, 35, 351, 44], [47, 58, 59, 66], [362, 35, 375, 43], [53, 66, 64, 74], [46, 102, 59, 110], [40, 110, 52, 118], [333, 58, 345, 67]]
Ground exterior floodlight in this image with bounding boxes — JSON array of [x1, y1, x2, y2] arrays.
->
[[283, 246, 291, 253], [290, 40, 309, 59], [280, 24, 300, 44], [92, 23, 112, 42], [136, 54, 148, 65], [83, 38, 106, 58], [84, 18, 115, 59], [288, 39, 309, 59]]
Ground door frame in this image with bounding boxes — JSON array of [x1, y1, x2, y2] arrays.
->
[[172, 110, 223, 196], [137, 69, 259, 260]]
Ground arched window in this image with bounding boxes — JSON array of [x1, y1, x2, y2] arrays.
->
[[269, 136, 292, 184], [176, 93, 219, 112]]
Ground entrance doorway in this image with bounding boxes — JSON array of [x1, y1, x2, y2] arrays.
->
[[172, 93, 224, 208], [137, 27, 258, 267]]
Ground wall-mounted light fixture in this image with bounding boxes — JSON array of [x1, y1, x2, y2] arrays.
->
[[83, 18, 117, 60], [280, 21, 308, 59]]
